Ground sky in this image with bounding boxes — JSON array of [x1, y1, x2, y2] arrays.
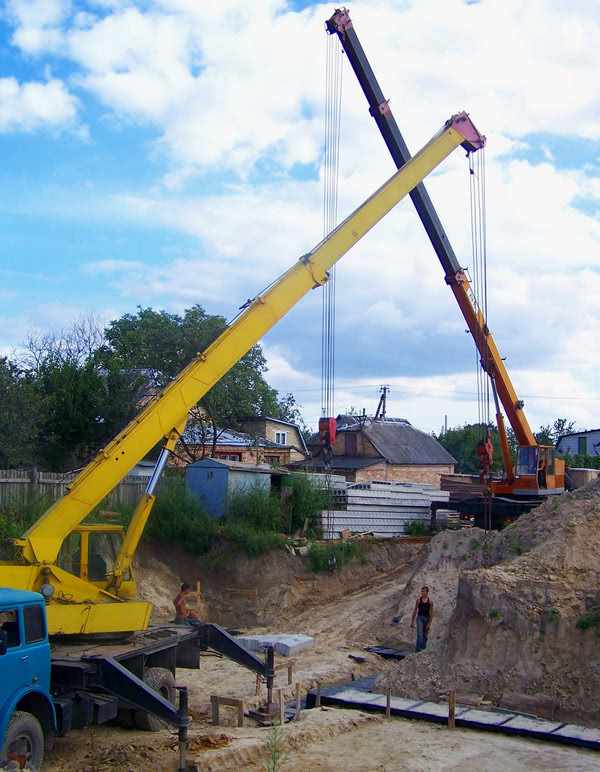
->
[[0, 0, 599, 437]]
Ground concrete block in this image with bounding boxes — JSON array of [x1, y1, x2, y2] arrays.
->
[[276, 634, 313, 656]]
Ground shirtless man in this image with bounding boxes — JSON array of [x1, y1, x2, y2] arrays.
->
[[173, 582, 203, 625], [410, 585, 434, 652]]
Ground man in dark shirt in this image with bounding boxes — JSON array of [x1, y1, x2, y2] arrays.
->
[[173, 582, 203, 625], [410, 585, 434, 652]]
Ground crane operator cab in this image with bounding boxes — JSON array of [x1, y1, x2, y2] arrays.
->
[[514, 446, 564, 495], [57, 525, 136, 598]]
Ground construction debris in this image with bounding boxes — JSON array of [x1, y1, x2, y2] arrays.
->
[[237, 634, 314, 657]]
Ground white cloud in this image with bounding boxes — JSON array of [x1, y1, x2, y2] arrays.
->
[[0, 77, 79, 132], [2, 0, 599, 435]]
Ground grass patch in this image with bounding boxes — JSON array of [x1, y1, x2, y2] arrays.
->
[[508, 533, 524, 556], [546, 608, 560, 623], [404, 520, 429, 536], [470, 537, 481, 551], [308, 541, 360, 573], [442, 541, 449, 550], [489, 607, 501, 619], [576, 612, 600, 631]]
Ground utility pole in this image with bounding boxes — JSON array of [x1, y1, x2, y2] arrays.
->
[[374, 385, 390, 421]]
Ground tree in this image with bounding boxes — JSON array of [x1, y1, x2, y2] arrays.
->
[[536, 418, 576, 446], [97, 306, 281, 459], [277, 392, 310, 441], [0, 358, 41, 468], [34, 357, 142, 471], [435, 423, 508, 476]]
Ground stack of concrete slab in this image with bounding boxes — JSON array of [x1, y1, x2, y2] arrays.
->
[[320, 481, 450, 538], [236, 633, 313, 657]]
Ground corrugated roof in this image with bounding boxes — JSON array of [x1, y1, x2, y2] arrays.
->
[[364, 421, 456, 465]]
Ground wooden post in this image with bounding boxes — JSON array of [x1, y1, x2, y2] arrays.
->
[[237, 700, 244, 728], [255, 674, 261, 697], [448, 689, 456, 729], [278, 687, 285, 726], [295, 683, 301, 721], [386, 687, 391, 719], [211, 695, 219, 726], [315, 681, 322, 708], [287, 665, 293, 685]]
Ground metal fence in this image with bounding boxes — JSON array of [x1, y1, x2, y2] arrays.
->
[[0, 469, 150, 510]]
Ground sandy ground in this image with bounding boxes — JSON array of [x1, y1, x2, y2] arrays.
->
[[42, 560, 600, 771]]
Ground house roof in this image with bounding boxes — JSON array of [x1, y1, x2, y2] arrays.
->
[[364, 420, 456, 465], [181, 425, 287, 450], [188, 458, 285, 475], [556, 429, 600, 440]]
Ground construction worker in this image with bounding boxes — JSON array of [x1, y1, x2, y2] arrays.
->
[[410, 586, 434, 652], [173, 582, 203, 625]]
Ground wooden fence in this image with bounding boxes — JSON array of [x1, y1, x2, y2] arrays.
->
[[0, 469, 151, 510]]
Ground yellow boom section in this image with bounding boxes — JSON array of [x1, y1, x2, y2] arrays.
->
[[15, 113, 484, 567]]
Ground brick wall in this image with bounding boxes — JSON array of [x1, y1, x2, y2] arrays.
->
[[355, 463, 454, 487]]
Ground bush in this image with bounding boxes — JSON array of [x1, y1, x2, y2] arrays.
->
[[576, 612, 600, 631], [226, 483, 283, 532], [404, 520, 429, 536], [308, 541, 360, 573], [290, 474, 330, 533]]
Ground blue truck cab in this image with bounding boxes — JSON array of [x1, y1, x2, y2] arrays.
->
[[0, 588, 56, 769]]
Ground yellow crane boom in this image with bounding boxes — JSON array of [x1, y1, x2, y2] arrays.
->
[[2, 112, 484, 635]]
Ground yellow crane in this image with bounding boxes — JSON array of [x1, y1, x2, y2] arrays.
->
[[1, 112, 485, 635]]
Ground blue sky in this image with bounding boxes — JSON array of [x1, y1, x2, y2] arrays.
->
[[0, 0, 599, 435]]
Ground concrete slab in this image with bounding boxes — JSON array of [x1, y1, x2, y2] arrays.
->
[[235, 633, 313, 657], [457, 708, 514, 726], [502, 715, 564, 734], [408, 701, 462, 719], [551, 724, 600, 747], [276, 634, 313, 657]]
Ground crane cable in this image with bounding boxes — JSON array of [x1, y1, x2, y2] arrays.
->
[[468, 147, 493, 540], [321, 31, 343, 545], [469, 147, 490, 434]]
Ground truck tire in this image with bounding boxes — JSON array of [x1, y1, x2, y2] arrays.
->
[[134, 667, 176, 732], [1, 711, 44, 769]]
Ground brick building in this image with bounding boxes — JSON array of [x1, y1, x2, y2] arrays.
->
[[300, 415, 455, 486]]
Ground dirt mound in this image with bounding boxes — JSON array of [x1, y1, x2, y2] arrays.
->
[[134, 539, 423, 629], [377, 480, 600, 726]]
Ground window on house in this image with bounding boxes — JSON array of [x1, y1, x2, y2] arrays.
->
[[275, 431, 288, 445], [217, 454, 241, 462], [578, 437, 587, 455], [264, 455, 280, 465], [345, 433, 357, 456]]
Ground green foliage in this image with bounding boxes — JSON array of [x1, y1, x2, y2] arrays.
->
[[98, 305, 281, 462], [434, 423, 511, 475], [261, 719, 290, 772], [489, 607, 501, 619], [0, 358, 41, 468], [442, 541, 449, 550], [0, 495, 56, 557], [226, 483, 283, 532], [289, 475, 329, 533], [508, 533, 524, 556], [536, 418, 576, 446], [576, 612, 600, 631], [551, 497, 561, 511], [308, 541, 360, 573], [145, 477, 285, 560], [560, 452, 600, 470], [404, 520, 429, 536], [470, 537, 481, 551], [546, 608, 560, 623]]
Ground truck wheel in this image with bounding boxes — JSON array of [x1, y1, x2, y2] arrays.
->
[[1, 711, 44, 769], [134, 667, 176, 732]]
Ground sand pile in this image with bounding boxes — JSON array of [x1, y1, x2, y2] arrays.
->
[[377, 479, 600, 726]]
